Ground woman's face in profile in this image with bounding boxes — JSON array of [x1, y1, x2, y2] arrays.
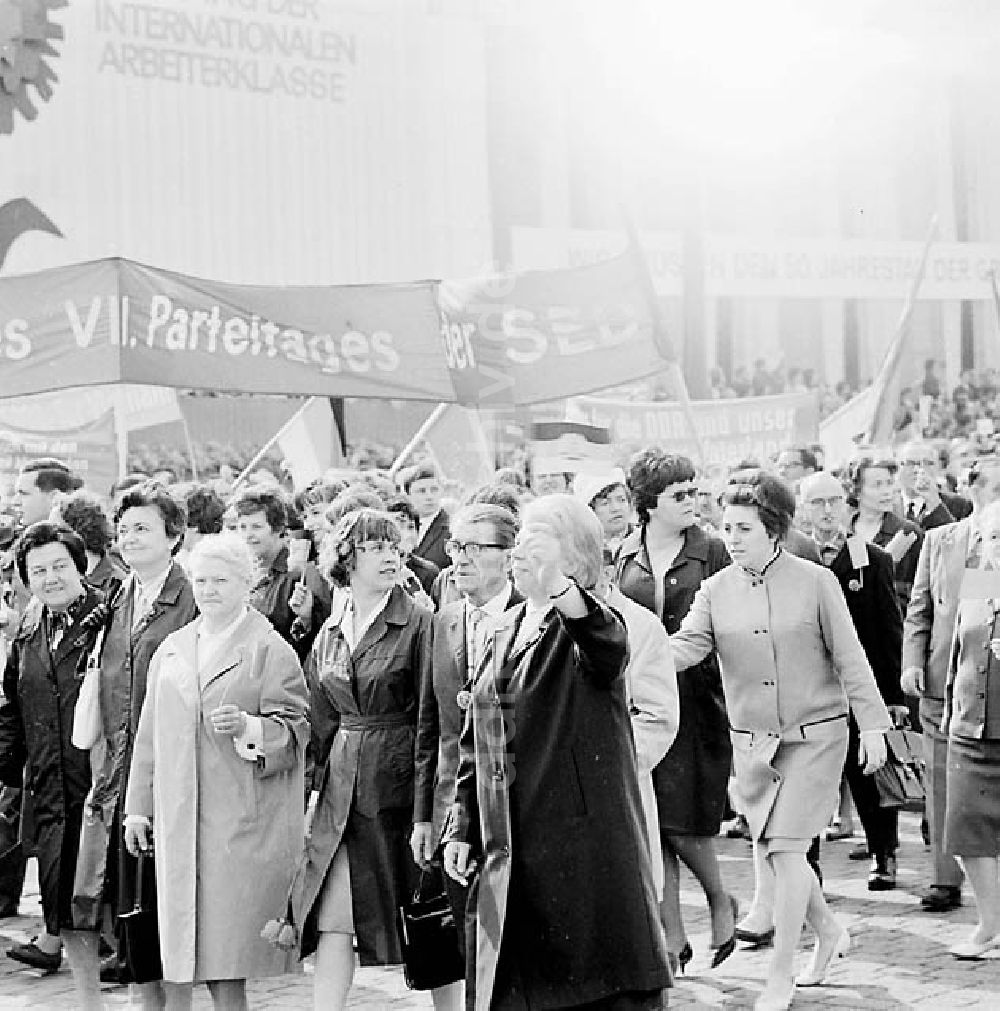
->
[[191, 555, 248, 624], [721, 504, 774, 570]]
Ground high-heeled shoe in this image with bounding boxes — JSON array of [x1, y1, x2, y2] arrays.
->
[[754, 976, 795, 1011], [666, 941, 693, 977], [796, 926, 850, 986], [710, 894, 739, 969]]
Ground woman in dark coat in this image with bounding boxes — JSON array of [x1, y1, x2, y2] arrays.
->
[[444, 494, 670, 1011], [281, 508, 448, 1011], [616, 450, 735, 973], [0, 523, 105, 1005]]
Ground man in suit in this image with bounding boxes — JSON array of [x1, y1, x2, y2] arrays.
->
[[411, 503, 521, 995], [896, 441, 972, 529], [403, 463, 451, 570], [801, 472, 908, 889], [903, 455, 1000, 911]]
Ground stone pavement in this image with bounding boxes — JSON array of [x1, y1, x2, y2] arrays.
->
[[0, 811, 997, 1009]]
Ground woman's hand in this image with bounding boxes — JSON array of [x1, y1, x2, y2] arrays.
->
[[288, 581, 314, 621], [516, 525, 568, 598], [858, 729, 888, 775], [210, 704, 248, 737], [409, 822, 434, 869], [443, 841, 478, 886], [124, 818, 152, 857]]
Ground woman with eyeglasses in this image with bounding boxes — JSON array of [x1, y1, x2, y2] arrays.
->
[[269, 509, 445, 1011], [616, 449, 736, 976]]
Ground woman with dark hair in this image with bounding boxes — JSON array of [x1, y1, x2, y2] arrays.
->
[[670, 470, 891, 1011], [616, 449, 735, 975], [97, 482, 198, 1004], [846, 455, 923, 612], [52, 490, 126, 592], [0, 523, 106, 1005], [274, 509, 444, 1011]]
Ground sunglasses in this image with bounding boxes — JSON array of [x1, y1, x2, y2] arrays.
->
[[664, 487, 699, 503]]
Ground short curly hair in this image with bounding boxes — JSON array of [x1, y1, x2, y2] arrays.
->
[[114, 482, 187, 550], [845, 455, 898, 509], [722, 470, 796, 541], [627, 449, 697, 525], [184, 485, 226, 535], [52, 491, 113, 556], [320, 508, 402, 588], [15, 521, 88, 586], [231, 487, 289, 534]]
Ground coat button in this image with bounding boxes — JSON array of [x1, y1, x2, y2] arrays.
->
[[500, 845, 509, 856], [669, 577, 677, 585]]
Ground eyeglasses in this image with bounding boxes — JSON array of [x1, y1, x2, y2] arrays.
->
[[663, 487, 699, 503], [356, 541, 401, 555], [805, 496, 845, 511], [899, 458, 937, 468], [445, 539, 506, 559]]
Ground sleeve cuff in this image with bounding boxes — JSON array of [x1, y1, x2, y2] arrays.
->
[[123, 814, 151, 828], [233, 714, 265, 763]]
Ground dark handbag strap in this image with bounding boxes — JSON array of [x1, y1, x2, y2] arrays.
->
[[412, 865, 444, 904], [133, 849, 150, 914]]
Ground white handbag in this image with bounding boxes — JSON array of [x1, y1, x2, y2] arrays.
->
[[72, 626, 106, 751]]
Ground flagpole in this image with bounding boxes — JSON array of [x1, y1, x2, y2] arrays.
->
[[989, 267, 1000, 331], [232, 396, 317, 490], [621, 208, 707, 465], [389, 403, 449, 478], [864, 216, 939, 445]]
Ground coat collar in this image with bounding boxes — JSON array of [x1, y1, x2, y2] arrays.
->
[[170, 607, 273, 691], [618, 523, 710, 575]]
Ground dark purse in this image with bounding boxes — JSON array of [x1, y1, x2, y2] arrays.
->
[[117, 848, 163, 984], [396, 865, 465, 991], [873, 728, 926, 811]]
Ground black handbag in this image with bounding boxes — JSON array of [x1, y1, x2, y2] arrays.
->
[[117, 848, 163, 984], [396, 866, 465, 991], [873, 728, 925, 812]]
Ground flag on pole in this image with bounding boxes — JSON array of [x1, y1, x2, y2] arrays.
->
[[276, 397, 341, 488], [864, 217, 939, 446]]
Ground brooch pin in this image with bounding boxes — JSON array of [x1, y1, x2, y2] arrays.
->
[[848, 578, 862, 592], [456, 689, 472, 711]]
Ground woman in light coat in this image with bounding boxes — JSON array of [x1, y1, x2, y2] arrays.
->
[[124, 533, 309, 1010], [670, 471, 890, 1011]]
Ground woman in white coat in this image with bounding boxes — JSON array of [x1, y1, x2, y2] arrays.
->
[[124, 533, 309, 1010]]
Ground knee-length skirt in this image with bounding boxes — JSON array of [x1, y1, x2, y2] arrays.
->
[[944, 734, 1000, 857]]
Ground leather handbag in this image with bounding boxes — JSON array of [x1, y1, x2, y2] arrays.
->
[[873, 728, 925, 811], [396, 866, 464, 991], [117, 848, 163, 984]]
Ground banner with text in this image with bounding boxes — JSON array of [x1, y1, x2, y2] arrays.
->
[[0, 411, 118, 497], [569, 393, 819, 468], [0, 256, 674, 407], [436, 251, 670, 407]]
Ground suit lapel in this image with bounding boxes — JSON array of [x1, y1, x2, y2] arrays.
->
[[944, 520, 972, 604], [447, 609, 469, 680], [198, 612, 255, 693]]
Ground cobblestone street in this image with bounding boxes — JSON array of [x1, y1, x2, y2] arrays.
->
[[0, 813, 996, 1009]]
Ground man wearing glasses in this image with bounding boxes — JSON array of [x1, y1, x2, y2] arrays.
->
[[800, 472, 907, 890], [896, 441, 972, 530], [411, 504, 522, 995]]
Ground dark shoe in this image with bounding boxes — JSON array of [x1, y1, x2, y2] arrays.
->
[[677, 942, 693, 974], [7, 940, 61, 974], [920, 815, 930, 847], [723, 814, 752, 840], [919, 884, 961, 911], [868, 854, 897, 891], [848, 844, 871, 861], [97, 936, 114, 960], [710, 934, 736, 969], [736, 924, 776, 947]]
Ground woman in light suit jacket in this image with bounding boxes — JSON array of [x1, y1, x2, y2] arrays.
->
[[670, 471, 890, 1011]]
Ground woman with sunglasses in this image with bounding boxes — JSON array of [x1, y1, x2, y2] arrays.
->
[[616, 449, 736, 975], [268, 509, 453, 1011]]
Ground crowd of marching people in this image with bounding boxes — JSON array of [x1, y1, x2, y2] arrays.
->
[[0, 431, 997, 1011]]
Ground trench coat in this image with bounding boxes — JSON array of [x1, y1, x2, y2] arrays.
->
[[86, 563, 197, 935], [0, 588, 105, 934], [291, 584, 432, 962], [446, 589, 671, 1011], [616, 524, 732, 835], [670, 550, 892, 841], [124, 608, 308, 983]]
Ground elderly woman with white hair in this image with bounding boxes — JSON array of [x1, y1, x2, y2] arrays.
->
[[444, 494, 671, 1011], [124, 533, 309, 1011]]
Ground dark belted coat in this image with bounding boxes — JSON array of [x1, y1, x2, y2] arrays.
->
[[616, 524, 733, 835], [0, 588, 105, 934], [290, 585, 432, 962], [446, 589, 671, 1011]]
